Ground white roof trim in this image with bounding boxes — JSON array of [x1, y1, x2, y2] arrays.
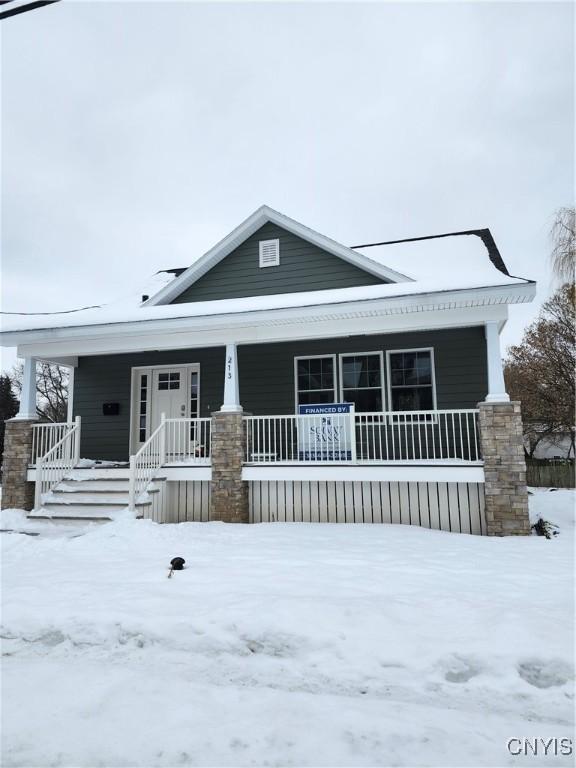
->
[[144, 205, 413, 306], [2, 282, 535, 350]]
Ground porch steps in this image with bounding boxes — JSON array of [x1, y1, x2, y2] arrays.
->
[[28, 472, 164, 522]]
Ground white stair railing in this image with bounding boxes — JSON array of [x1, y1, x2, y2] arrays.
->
[[34, 416, 81, 510], [128, 415, 213, 512], [31, 422, 74, 466], [128, 414, 167, 512]]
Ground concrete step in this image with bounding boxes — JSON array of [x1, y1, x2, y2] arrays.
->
[[63, 469, 132, 481], [50, 489, 159, 503], [57, 479, 131, 492], [28, 510, 144, 521], [31, 466, 164, 521], [34, 500, 151, 517]]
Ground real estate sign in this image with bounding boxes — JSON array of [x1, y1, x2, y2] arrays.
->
[[297, 403, 355, 461]]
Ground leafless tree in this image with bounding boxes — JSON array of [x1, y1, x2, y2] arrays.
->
[[550, 207, 575, 284], [11, 361, 69, 422], [504, 283, 575, 459]]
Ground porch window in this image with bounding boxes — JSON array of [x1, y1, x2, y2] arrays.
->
[[339, 353, 384, 412], [295, 355, 336, 406], [387, 349, 436, 411]]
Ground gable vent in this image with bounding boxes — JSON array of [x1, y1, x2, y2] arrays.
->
[[259, 239, 280, 268]]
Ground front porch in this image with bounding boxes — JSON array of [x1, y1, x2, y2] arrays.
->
[[4, 321, 529, 535]]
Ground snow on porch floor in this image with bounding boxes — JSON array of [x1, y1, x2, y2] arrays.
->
[[1, 490, 574, 768]]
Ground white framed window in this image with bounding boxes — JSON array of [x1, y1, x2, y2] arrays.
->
[[386, 348, 437, 412], [259, 238, 280, 268], [294, 354, 337, 409], [339, 352, 385, 412]]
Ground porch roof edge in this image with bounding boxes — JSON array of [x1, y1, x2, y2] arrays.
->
[[1, 282, 535, 351]]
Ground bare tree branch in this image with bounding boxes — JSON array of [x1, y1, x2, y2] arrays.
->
[[11, 361, 69, 422], [550, 207, 576, 285]]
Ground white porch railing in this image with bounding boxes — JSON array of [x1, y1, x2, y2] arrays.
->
[[34, 417, 81, 510], [129, 416, 211, 511], [31, 422, 75, 466], [244, 410, 481, 464], [164, 418, 211, 465]]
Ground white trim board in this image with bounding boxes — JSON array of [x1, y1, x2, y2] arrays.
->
[[13, 299, 513, 360], [242, 464, 485, 483], [144, 205, 412, 306]]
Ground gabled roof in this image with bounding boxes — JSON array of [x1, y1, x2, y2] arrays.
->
[[144, 205, 413, 306]]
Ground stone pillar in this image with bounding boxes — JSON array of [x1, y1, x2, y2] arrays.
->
[[1, 419, 36, 511], [210, 411, 249, 523], [478, 401, 530, 536]]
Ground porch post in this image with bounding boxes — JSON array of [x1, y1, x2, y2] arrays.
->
[[478, 400, 530, 535], [67, 367, 75, 422], [484, 322, 510, 403], [2, 358, 37, 510], [15, 357, 39, 420], [1, 419, 36, 511], [210, 343, 248, 522], [477, 323, 530, 535], [221, 343, 242, 413]]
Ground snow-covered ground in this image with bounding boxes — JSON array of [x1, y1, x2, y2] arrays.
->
[[1, 490, 574, 767]]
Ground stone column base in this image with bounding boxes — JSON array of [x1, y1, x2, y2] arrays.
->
[[478, 401, 531, 536], [210, 411, 249, 523], [2, 419, 36, 511]]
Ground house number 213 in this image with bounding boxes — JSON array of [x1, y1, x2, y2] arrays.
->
[[227, 356, 232, 379]]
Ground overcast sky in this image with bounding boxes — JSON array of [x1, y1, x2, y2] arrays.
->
[[1, 0, 573, 372]]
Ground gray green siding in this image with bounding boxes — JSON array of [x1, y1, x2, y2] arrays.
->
[[238, 327, 487, 414], [73, 327, 487, 461], [170, 222, 386, 304]]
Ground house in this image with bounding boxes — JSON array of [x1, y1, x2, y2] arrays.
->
[[524, 427, 575, 461], [0, 206, 536, 535]]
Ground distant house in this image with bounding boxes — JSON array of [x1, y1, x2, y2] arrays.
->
[[527, 430, 575, 461], [0, 206, 536, 534]]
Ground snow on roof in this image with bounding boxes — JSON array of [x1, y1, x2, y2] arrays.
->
[[1, 269, 531, 335], [1, 270, 178, 334], [0, 228, 534, 338], [353, 232, 513, 284]]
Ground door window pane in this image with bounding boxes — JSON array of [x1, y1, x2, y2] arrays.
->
[[190, 371, 199, 419], [158, 372, 180, 390], [138, 374, 148, 441]]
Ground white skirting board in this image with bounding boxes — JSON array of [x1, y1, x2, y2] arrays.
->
[[142, 479, 486, 534], [144, 480, 211, 523], [249, 480, 486, 535]]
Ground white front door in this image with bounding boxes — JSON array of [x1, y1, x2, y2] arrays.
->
[[131, 365, 201, 453]]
